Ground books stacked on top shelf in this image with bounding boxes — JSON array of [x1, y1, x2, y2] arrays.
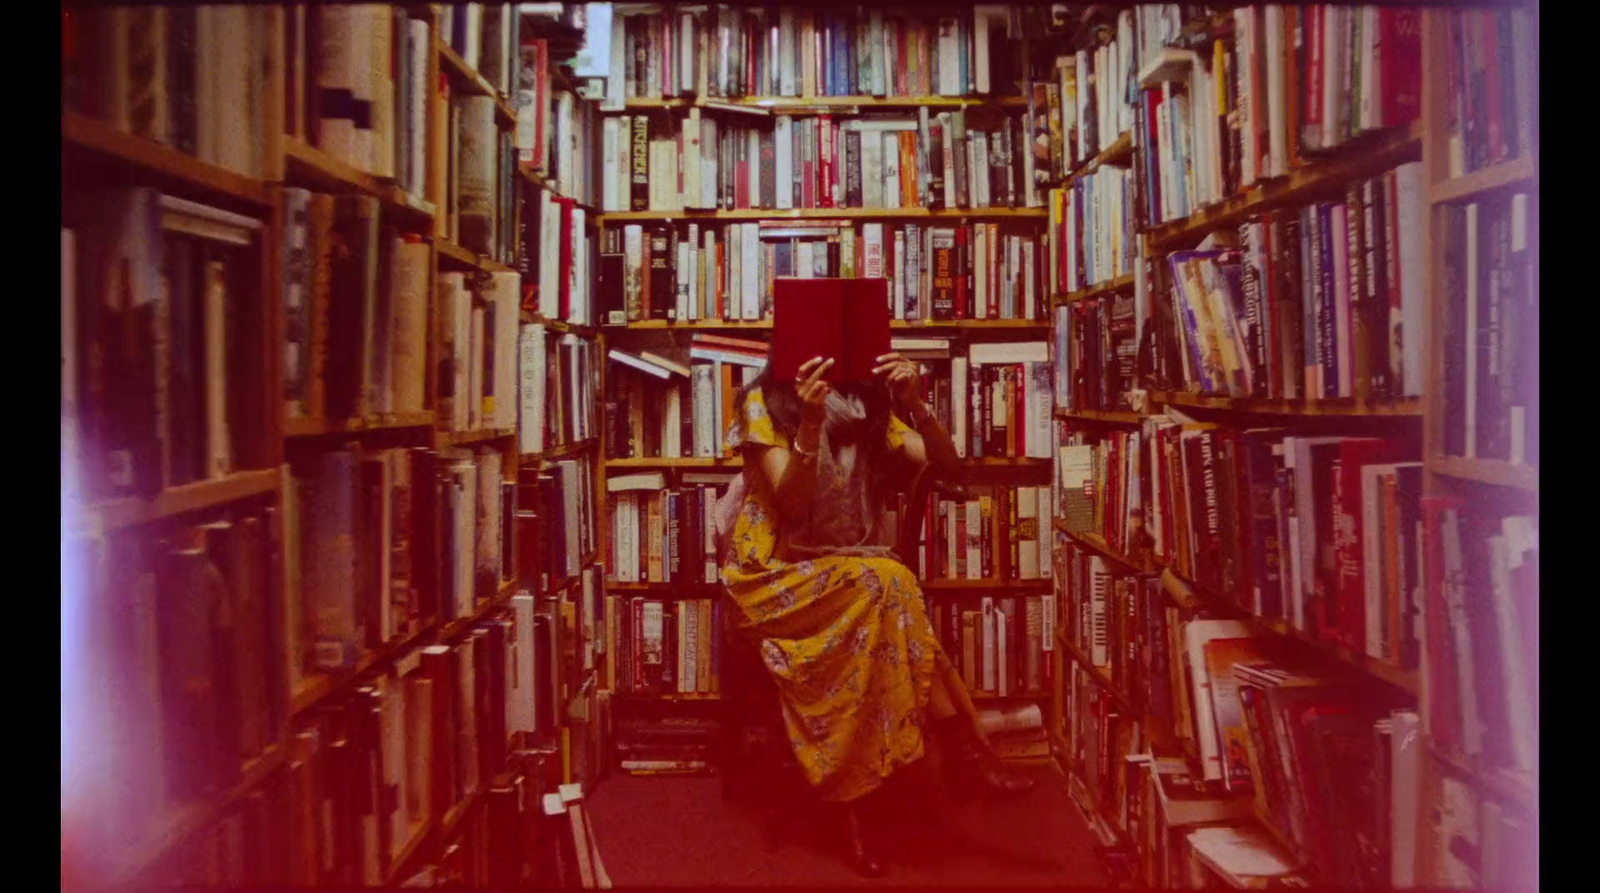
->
[[437, 271, 522, 433], [518, 457, 598, 592], [518, 322, 600, 455], [521, 181, 598, 326], [611, 598, 725, 700], [1027, 8, 1143, 185], [978, 702, 1053, 764], [919, 484, 1054, 583], [1140, 417, 1423, 666], [1438, 192, 1538, 468], [1052, 292, 1139, 414], [281, 190, 431, 424], [1055, 426, 1145, 560], [67, 512, 285, 867], [1148, 162, 1428, 401], [1421, 500, 1537, 780], [1442, 6, 1538, 179], [1047, 166, 1137, 296], [288, 445, 515, 673], [603, 109, 1036, 213], [607, 5, 1028, 104], [613, 716, 722, 777], [64, 190, 267, 502], [604, 472, 737, 585], [1136, 6, 1422, 228], [599, 221, 1045, 324], [445, 86, 521, 264], [604, 348, 760, 460], [64, 5, 284, 180], [928, 595, 1053, 700]]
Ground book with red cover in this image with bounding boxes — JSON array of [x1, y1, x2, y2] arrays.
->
[[770, 278, 891, 383]]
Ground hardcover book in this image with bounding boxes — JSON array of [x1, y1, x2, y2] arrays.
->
[[769, 278, 891, 383]]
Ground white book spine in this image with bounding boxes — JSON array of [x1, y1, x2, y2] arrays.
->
[[775, 116, 794, 210], [519, 323, 546, 454], [740, 223, 760, 320]]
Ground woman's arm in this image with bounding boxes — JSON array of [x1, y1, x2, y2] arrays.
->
[[875, 353, 962, 483], [750, 357, 832, 523]]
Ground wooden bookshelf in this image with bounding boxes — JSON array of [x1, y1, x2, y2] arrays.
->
[[607, 318, 1048, 331], [605, 456, 745, 469], [1427, 155, 1537, 205], [1057, 633, 1135, 712], [1144, 120, 1425, 250], [596, 206, 1048, 223], [437, 427, 516, 448], [1059, 131, 1136, 183], [1148, 390, 1425, 418], [521, 437, 600, 465], [436, 238, 517, 273], [610, 95, 1029, 111], [284, 412, 438, 438], [282, 138, 436, 223], [1054, 407, 1144, 425], [922, 578, 1052, 592], [1428, 744, 1537, 807], [82, 469, 283, 535], [1427, 455, 1539, 493], [520, 311, 601, 338], [1054, 273, 1136, 306], [434, 38, 518, 127], [62, 109, 273, 209]]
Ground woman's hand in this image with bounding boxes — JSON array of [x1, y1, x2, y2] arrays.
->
[[795, 356, 834, 447], [873, 353, 925, 413]]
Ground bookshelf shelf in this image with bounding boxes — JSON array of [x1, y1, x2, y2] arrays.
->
[[1427, 455, 1539, 492], [62, 110, 273, 209], [605, 456, 745, 469], [1428, 155, 1537, 205], [518, 168, 600, 215], [1061, 131, 1136, 183], [605, 582, 722, 595], [84, 468, 283, 535], [285, 412, 438, 438], [1057, 633, 1135, 711], [1052, 523, 1153, 575], [436, 239, 517, 274], [1054, 407, 1144, 425], [520, 437, 600, 465], [439, 427, 516, 448], [282, 138, 436, 222], [1428, 744, 1537, 806], [965, 457, 1051, 468], [615, 691, 722, 701], [1143, 120, 1425, 250], [610, 95, 1029, 111], [1148, 390, 1424, 418], [604, 318, 1047, 331], [1054, 274, 1137, 306], [434, 38, 518, 127], [383, 821, 435, 888], [596, 206, 1048, 223], [105, 742, 290, 889], [922, 578, 1052, 592], [520, 311, 601, 338]]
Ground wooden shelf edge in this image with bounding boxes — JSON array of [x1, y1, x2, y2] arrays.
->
[[1054, 274, 1137, 306], [1428, 744, 1537, 806], [609, 95, 1029, 111], [81, 469, 282, 535], [604, 457, 745, 469], [1057, 632, 1135, 711], [1428, 455, 1539, 492], [1428, 155, 1537, 205], [520, 438, 600, 465], [922, 578, 1052, 591], [596, 206, 1048, 223], [434, 39, 517, 127], [62, 110, 273, 208], [1145, 120, 1425, 249], [1052, 524, 1154, 575], [440, 427, 516, 448], [285, 413, 437, 438], [436, 239, 516, 274], [1149, 389, 1424, 418], [1054, 407, 1144, 425], [603, 318, 1046, 331]]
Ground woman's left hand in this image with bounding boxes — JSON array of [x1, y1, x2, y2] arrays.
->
[[873, 353, 924, 411]]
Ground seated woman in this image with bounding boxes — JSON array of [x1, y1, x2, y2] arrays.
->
[[721, 352, 1034, 878]]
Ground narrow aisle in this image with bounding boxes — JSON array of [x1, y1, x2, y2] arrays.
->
[[585, 766, 1110, 888]]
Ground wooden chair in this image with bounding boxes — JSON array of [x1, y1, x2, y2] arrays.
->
[[715, 464, 965, 849]]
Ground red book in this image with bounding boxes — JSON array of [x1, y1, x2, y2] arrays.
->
[[1333, 438, 1407, 652], [954, 226, 969, 318], [770, 278, 892, 383], [1378, 9, 1422, 127]]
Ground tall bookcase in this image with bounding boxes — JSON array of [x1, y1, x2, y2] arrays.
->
[[591, 5, 1061, 747], [61, 4, 606, 889], [1042, 4, 1536, 891]]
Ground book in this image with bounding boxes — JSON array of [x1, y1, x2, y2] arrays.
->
[[769, 278, 891, 383]]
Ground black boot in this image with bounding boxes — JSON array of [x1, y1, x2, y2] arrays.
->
[[931, 715, 1036, 803], [843, 802, 888, 878]]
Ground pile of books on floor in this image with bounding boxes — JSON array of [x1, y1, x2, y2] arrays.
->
[[614, 715, 722, 776], [977, 702, 1051, 766]]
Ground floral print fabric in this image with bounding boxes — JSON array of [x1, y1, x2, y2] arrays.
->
[[721, 387, 947, 802]]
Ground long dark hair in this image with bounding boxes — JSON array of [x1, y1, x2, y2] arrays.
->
[[734, 358, 903, 505]]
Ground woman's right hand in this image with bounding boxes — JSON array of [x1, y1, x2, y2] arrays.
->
[[795, 356, 834, 442]]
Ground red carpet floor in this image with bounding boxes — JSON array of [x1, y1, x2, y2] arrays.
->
[[583, 762, 1111, 888]]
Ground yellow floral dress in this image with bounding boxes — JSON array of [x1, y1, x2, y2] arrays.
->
[[722, 386, 948, 803]]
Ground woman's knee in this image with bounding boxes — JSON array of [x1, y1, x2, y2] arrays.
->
[[859, 557, 920, 596]]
